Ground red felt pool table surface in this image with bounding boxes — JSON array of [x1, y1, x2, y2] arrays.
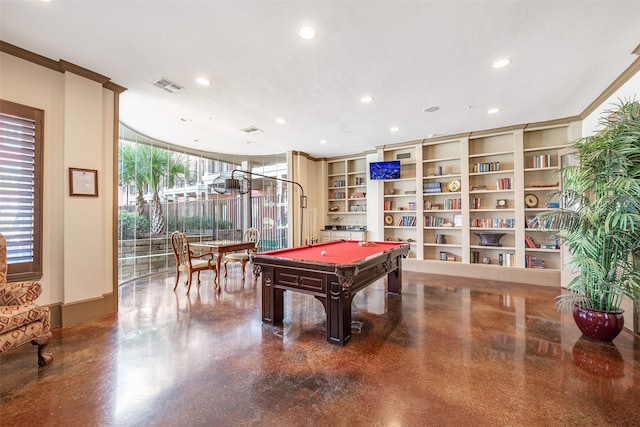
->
[[260, 240, 404, 264]]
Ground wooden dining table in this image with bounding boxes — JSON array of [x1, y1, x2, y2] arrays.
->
[[190, 240, 256, 287]]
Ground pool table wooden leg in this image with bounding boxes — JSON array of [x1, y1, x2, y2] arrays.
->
[[326, 280, 351, 346], [261, 267, 284, 324]]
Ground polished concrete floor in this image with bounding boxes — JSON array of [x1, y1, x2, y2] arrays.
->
[[1, 267, 639, 426]]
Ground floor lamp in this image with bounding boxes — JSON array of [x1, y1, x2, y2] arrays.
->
[[226, 169, 307, 247]]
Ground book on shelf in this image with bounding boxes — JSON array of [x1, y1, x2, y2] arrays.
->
[[423, 182, 442, 193], [396, 215, 416, 226], [443, 198, 461, 210], [470, 218, 516, 228], [496, 177, 512, 190], [439, 251, 457, 262], [525, 235, 537, 248], [424, 215, 447, 227], [498, 252, 515, 267], [532, 154, 551, 168], [473, 162, 500, 173], [526, 255, 545, 268]]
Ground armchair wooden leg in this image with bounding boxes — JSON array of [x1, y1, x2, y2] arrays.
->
[[187, 273, 194, 294], [173, 268, 181, 291], [31, 331, 53, 367], [224, 260, 228, 278]]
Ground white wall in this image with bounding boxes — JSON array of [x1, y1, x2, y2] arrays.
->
[[0, 52, 115, 309], [582, 70, 640, 134]]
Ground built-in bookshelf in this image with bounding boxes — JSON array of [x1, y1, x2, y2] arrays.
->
[[522, 125, 571, 270], [327, 156, 367, 223], [324, 119, 580, 285], [422, 138, 463, 262], [382, 146, 418, 257]]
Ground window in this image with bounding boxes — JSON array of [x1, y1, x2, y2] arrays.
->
[[0, 100, 43, 281]]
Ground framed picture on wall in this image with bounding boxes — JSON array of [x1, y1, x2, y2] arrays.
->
[[69, 168, 98, 197]]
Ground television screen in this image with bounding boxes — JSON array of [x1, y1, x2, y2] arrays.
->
[[370, 161, 401, 180]]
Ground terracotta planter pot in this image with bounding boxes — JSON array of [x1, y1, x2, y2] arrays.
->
[[572, 305, 625, 342]]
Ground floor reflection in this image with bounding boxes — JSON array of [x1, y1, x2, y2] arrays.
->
[[0, 270, 638, 426]]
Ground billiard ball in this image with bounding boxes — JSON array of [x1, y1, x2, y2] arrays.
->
[[321, 250, 326, 256]]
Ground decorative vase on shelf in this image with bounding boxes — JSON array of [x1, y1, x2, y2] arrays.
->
[[475, 232, 506, 247]]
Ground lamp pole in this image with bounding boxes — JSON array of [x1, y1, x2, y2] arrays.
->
[[230, 169, 307, 247]]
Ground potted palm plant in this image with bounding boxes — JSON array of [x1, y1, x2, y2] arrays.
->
[[536, 99, 640, 342]]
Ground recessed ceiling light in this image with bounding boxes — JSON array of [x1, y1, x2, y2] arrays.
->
[[196, 77, 211, 86], [246, 141, 255, 145], [180, 118, 192, 122], [194, 139, 201, 143], [492, 59, 511, 69], [320, 139, 328, 144], [390, 126, 400, 132], [488, 108, 500, 114], [361, 96, 374, 103], [423, 106, 439, 113], [275, 118, 286, 124], [298, 26, 316, 40]]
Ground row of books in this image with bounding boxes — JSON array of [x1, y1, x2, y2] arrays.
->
[[472, 162, 501, 173], [425, 215, 448, 227], [439, 251, 457, 262], [499, 253, 515, 267], [530, 155, 552, 169], [525, 256, 545, 268], [526, 216, 557, 230], [496, 177, 512, 190], [423, 182, 442, 193], [470, 251, 515, 266], [525, 235, 558, 249], [424, 199, 461, 210], [394, 216, 416, 226], [470, 218, 516, 228]]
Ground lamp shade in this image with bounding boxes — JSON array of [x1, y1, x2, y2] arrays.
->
[[225, 178, 241, 190]]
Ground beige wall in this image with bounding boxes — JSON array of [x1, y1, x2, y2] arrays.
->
[[0, 52, 117, 324], [289, 151, 323, 245]]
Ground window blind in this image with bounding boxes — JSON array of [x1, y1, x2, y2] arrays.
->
[[0, 100, 43, 279]]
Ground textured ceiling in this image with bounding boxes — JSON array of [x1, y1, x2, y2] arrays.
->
[[1, 1, 639, 159]]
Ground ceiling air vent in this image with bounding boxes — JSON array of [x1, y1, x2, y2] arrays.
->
[[240, 126, 264, 134], [153, 77, 185, 93]]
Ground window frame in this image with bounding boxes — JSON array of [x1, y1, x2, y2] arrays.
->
[[0, 99, 44, 282]]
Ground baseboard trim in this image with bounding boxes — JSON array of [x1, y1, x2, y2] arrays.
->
[[59, 292, 116, 327], [403, 259, 561, 287]]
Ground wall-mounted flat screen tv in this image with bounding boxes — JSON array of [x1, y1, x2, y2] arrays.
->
[[370, 161, 401, 180]]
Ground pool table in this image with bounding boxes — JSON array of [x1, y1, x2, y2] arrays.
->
[[252, 240, 410, 346]]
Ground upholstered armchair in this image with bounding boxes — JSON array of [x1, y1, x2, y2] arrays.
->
[[0, 233, 53, 366]]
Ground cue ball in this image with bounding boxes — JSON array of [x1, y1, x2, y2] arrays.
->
[[321, 250, 326, 256]]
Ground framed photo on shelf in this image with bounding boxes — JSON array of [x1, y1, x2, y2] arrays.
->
[[453, 214, 462, 227], [69, 168, 98, 197]]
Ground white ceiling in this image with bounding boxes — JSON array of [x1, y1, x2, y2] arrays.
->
[[1, 1, 639, 159]]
